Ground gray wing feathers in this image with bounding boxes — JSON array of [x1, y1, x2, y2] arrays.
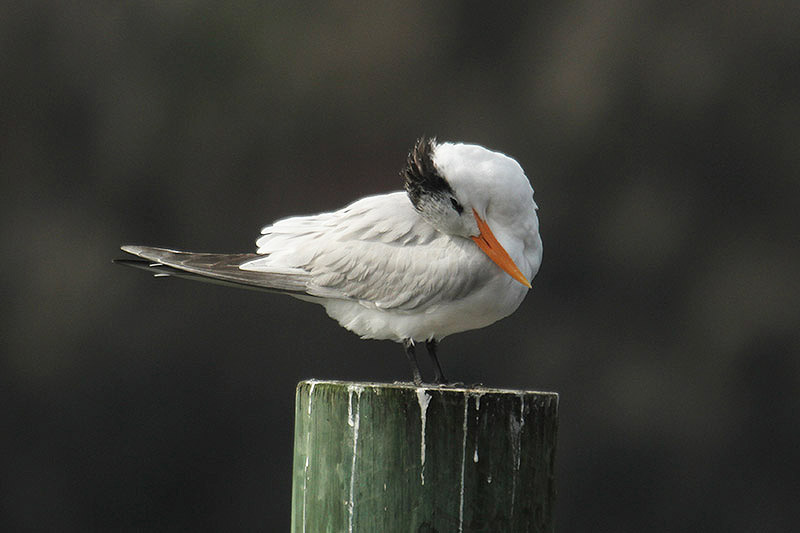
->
[[243, 193, 490, 310], [302, 239, 484, 309], [119, 245, 310, 294]]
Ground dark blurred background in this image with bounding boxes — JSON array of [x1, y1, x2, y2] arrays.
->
[[2, 1, 798, 531]]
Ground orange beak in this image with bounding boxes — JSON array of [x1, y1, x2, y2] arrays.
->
[[470, 209, 532, 288]]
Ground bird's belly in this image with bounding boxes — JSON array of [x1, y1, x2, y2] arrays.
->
[[320, 277, 528, 343]]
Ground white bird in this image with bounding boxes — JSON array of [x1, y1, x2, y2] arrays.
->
[[118, 137, 542, 384]]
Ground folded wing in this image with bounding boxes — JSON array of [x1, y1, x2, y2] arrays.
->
[[240, 192, 493, 310], [120, 192, 493, 310]]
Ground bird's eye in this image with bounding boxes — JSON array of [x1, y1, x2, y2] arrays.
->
[[450, 197, 464, 214]]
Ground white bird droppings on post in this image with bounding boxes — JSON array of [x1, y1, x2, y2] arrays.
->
[[509, 394, 526, 522], [458, 393, 469, 533], [307, 381, 317, 415], [472, 392, 483, 464], [301, 381, 319, 533], [415, 388, 431, 485], [347, 385, 363, 533]]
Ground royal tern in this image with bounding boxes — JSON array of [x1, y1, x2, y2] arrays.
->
[[117, 137, 542, 384]]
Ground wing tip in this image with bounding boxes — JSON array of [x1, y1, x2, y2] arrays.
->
[[120, 244, 145, 256], [120, 245, 184, 260]]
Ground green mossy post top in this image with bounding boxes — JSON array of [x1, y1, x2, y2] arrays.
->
[[291, 380, 559, 533], [296, 379, 559, 396]]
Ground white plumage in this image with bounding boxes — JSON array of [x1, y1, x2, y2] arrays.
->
[[119, 138, 542, 383]]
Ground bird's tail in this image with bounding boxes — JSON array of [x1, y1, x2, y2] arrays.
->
[[115, 245, 310, 295]]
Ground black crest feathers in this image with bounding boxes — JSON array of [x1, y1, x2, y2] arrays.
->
[[402, 137, 453, 210]]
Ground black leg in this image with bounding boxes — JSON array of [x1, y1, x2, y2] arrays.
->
[[425, 339, 448, 384], [404, 339, 423, 386]]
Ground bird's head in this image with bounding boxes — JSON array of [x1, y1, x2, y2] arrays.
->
[[402, 137, 535, 288]]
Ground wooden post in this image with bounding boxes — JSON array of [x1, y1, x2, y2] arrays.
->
[[291, 380, 558, 532]]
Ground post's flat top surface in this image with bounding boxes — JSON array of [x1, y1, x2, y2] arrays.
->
[[297, 378, 558, 398]]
